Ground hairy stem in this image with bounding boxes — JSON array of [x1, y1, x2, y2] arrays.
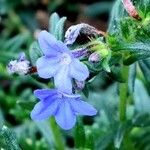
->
[[50, 117, 65, 150], [119, 66, 129, 122], [119, 83, 128, 121]]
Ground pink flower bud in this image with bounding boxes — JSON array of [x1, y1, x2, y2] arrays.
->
[[89, 52, 100, 63], [122, 0, 141, 19]]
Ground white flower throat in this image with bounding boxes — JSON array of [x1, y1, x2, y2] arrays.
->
[[60, 53, 72, 65]]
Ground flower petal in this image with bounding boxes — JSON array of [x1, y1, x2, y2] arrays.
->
[[54, 66, 72, 93], [55, 99, 76, 130], [36, 56, 60, 79], [38, 30, 68, 56], [69, 59, 89, 81], [55, 41, 70, 53], [64, 25, 81, 45], [70, 98, 97, 116], [34, 89, 57, 100], [31, 96, 59, 120]]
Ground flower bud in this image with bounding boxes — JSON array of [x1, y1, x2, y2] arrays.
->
[[89, 40, 109, 59], [7, 52, 30, 75], [75, 80, 85, 90], [122, 0, 141, 20], [65, 23, 104, 45], [89, 52, 101, 63], [88, 39, 111, 72]]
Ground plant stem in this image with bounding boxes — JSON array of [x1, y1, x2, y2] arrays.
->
[[119, 83, 128, 121], [50, 117, 65, 150], [119, 66, 129, 122]]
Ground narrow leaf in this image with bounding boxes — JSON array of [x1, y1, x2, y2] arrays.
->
[[54, 17, 67, 41], [49, 13, 60, 35], [128, 63, 136, 93], [29, 41, 43, 66], [74, 118, 85, 148], [0, 126, 21, 150]]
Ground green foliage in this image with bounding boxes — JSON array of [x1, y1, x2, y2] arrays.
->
[[54, 17, 67, 41], [49, 13, 67, 41], [0, 126, 21, 150], [107, 0, 150, 95], [49, 13, 60, 35], [29, 41, 43, 66], [74, 118, 85, 148]]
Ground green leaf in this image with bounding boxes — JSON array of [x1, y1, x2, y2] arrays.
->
[[95, 131, 114, 150], [142, 58, 150, 70], [49, 13, 67, 41], [85, 129, 94, 150], [54, 17, 67, 41], [112, 42, 150, 53], [108, 0, 127, 33], [4, 32, 31, 52], [17, 100, 36, 111], [139, 60, 150, 82], [0, 108, 4, 129], [135, 0, 150, 18], [134, 79, 150, 114], [85, 61, 102, 73], [0, 126, 21, 150], [74, 118, 85, 149], [49, 117, 64, 150], [132, 114, 150, 127], [35, 120, 54, 149], [102, 57, 111, 72], [139, 58, 150, 89], [82, 83, 89, 98], [29, 41, 43, 66], [128, 64, 136, 93], [114, 122, 129, 149], [49, 13, 60, 35], [109, 64, 129, 83], [114, 42, 150, 64]]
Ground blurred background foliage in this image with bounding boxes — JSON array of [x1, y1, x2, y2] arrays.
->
[[0, 0, 150, 150]]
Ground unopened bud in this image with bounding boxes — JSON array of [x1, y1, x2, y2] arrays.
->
[[75, 80, 85, 90], [7, 52, 30, 75], [65, 23, 105, 45], [122, 0, 141, 20], [89, 52, 100, 63]]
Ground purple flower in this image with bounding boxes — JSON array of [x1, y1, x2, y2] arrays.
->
[[37, 30, 89, 93], [64, 24, 81, 45], [7, 52, 30, 75], [64, 23, 97, 45], [31, 89, 97, 130], [71, 48, 89, 58], [89, 52, 101, 63]]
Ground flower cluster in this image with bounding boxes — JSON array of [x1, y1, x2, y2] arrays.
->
[[31, 30, 97, 130], [7, 52, 30, 75]]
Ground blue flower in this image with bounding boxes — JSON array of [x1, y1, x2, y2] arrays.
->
[[31, 89, 97, 130], [7, 52, 30, 75], [64, 24, 81, 45], [64, 23, 97, 45], [37, 30, 89, 93]]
